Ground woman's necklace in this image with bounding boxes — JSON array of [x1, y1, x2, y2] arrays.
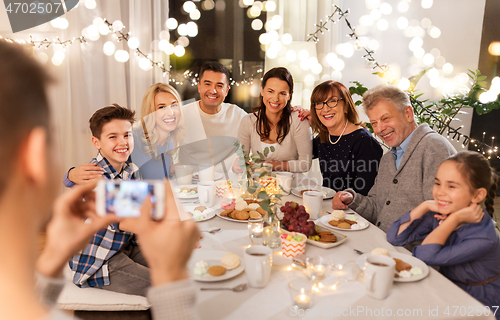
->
[[328, 119, 349, 145]]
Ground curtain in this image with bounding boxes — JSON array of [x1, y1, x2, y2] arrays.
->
[[42, 0, 168, 172]]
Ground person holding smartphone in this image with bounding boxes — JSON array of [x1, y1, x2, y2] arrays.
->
[[0, 40, 200, 319]]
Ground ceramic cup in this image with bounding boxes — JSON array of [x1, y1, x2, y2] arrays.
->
[[175, 165, 193, 185], [303, 191, 323, 220], [244, 245, 273, 288], [364, 255, 396, 300], [198, 163, 214, 182], [197, 181, 216, 207], [276, 172, 294, 194]]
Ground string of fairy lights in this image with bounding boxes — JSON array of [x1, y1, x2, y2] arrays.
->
[[1, 1, 497, 158], [303, 4, 498, 159]]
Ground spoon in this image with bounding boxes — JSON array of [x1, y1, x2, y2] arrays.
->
[[200, 283, 247, 292], [200, 228, 221, 234]]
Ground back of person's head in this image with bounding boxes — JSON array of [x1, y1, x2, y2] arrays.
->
[[446, 151, 498, 216], [310, 81, 361, 144], [89, 104, 136, 140], [198, 61, 231, 86], [0, 40, 52, 196], [362, 84, 411, 115]]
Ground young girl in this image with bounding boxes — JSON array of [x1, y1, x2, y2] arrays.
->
[[387, 151, 500, 315]]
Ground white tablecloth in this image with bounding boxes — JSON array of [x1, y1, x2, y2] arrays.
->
[[179, 174, 495, 320]]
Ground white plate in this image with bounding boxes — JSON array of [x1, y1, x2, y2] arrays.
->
[[182, 206, 217, 222], [319, 213, 370, 231], [306, 225, 348, 249], [291, 186, 336, 199], [192, 172, 224, 182], [173, 185, 199, 200], [356, 252, 430, 282], [216, 210, 263, 223], [188, 250, 245, 282]]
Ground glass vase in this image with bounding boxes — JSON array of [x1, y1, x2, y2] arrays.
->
[[262, 209, 281, 249]]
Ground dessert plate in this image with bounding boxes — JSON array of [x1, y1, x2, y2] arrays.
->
[[216, 210, 263, 223], [356, 252, 429, 282], [192, 172, 224, 182], [173, 185, 198, 200], [319, 214, 369, 231], [305, 225, 348, 249], [188, 250, 245, 282], [291, 186, 335, 199], [182, 205, 218, 222]]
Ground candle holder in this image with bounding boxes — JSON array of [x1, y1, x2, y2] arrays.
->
[[288, 279, 315, 310], [248, 220, 263, 243], [306, 257, 332, 283]]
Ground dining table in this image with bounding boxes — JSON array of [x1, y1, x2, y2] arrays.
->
[[176, 173, 496, 320]]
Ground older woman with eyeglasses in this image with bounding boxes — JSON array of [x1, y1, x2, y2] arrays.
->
[[310, 81, 382, 195]]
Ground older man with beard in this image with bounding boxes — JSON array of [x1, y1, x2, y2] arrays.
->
[[332, 84, 456, 232]]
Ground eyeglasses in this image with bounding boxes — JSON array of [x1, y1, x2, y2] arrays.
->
[[313, 97, 343, 110]]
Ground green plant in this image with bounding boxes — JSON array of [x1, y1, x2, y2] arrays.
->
[[234, 142, 284, 219], [349, 69, 500, 140]]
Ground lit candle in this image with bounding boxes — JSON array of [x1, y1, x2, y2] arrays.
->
[[295, 293, 311, 309], [252, 225, 263, 237]]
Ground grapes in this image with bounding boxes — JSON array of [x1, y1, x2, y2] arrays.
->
[[280, 201, 317, 236]]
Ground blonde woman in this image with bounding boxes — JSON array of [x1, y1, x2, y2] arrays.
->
[[310, 81, 382, 195], [64, 83, 185, 185], [133, 83, 185, 179]]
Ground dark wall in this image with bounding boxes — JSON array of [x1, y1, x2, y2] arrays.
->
[[471, 0, 500, 180]]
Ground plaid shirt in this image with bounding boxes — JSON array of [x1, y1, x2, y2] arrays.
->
[[69, 153, 141, 288]]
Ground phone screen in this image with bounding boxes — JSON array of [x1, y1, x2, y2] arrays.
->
[[104, 181, 157, 217]]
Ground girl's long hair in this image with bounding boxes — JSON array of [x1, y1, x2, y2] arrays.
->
[[252, 67, 293, 144], [447, 151, 498, 217]]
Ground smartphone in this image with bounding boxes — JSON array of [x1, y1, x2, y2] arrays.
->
[[96, 180, 165, 219]]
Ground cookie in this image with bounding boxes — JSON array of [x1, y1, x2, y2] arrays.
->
[[337, 222, 351, 229], [221, 253, 240, 270], [328, 220, 339, 227], [220, 209, 233, 217], [394, 258, 412, 272], [249, 210, 261, 219], [256, 207, 266, 216], [234, 210, 250, 220], [194, 206, 207, 212], [208, 265, 226, 276]]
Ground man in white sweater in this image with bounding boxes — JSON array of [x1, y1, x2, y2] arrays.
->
[[0, 40, 200, 320], [179, 62, 247, 174]]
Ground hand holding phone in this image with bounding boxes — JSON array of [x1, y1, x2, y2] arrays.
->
[[96, 180, 165, 219]]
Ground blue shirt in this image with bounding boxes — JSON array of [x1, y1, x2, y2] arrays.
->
[[387, 210, 500, 314], [391, 131, 414, 170], [69, 153, 139, 288]]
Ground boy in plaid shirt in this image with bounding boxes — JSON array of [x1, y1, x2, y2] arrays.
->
[[69, 105, 150, 296]]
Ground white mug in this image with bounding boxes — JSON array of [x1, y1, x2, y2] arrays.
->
[[198, 181, 216, 207], [303, 191, 323, 220], [244, 245, 272, 288], [364, 255, 395, 300], [276, 172, 293, 193], [198, 164, 214, 182], [175, 165, 193, 185]]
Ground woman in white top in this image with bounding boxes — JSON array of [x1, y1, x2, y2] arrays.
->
[[235, 67, 312, 173]]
